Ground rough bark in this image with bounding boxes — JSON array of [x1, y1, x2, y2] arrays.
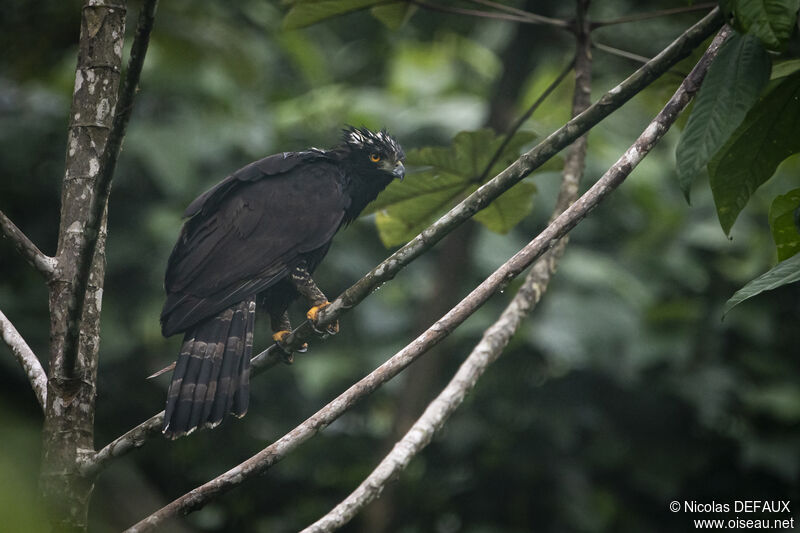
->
[[40, 1, 126, 530]]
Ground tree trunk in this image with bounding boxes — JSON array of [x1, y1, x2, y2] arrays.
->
[[40, 2, 126, 530]]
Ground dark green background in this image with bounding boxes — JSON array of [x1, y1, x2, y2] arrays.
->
[[1, 1, 798, 531]]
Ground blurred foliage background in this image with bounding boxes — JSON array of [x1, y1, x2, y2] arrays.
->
[[1, 0, 799, 531]]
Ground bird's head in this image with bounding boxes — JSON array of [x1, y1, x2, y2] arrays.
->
[[340, 126, 405, 181]]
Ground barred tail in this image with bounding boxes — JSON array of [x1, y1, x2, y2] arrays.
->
[[162, 297, 255, 439]]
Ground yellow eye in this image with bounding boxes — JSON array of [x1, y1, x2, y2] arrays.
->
[[370, 153, 381, 162]]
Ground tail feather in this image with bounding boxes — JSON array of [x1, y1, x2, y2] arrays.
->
[[162, 297, 255, 439], [163, 337, 194, 430], [187, 308, 233, 431], [209, 302, 248, 425], [232, 301, 255, 416]]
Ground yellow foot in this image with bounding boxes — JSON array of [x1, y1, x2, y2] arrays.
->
[[306, 302, 339, 335], [272, 330, 307, 361]]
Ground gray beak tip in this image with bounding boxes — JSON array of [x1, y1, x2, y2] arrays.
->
[[393, 162, 405, 180]]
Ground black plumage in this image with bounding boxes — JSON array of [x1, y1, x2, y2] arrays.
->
[[160, 127, 405, 438]]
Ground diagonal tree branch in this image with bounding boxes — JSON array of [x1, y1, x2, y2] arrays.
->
[[84, 7, 723, 478], [124, 24, 731, 530], [0, 309, 48, 409], [0, 209, 57, 279], [302, 2, 594, 528], [302, 22, 731, 533], [60, 0, 159, 378]]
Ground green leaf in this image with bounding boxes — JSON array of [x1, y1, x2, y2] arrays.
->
[[363, 170, 469, 215], [724, 252, 800, 315], [708, 72, 800, 234], [771, 59, 800, 79], [728, 0, 800, 50], [373, 183, 468, 247], [675, 32, 771, 201], [411, 129, 537, 180], [370, 2, 416, 29], [283, 0, 381, 29], [371, 172, 473, 246], [769, 188, 800, 261], [473, 182, 537, 234], [366, 129, 546, 247]]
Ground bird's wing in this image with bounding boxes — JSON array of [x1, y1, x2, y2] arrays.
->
[[161, 156, 347, 336], [182, 150, 325, 218]]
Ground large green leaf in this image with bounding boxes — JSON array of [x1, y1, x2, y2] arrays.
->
[[283, 0, 381, 29], [724, 252, 800, 315], [473, 182, 537, 234], [675, 32, 771, 201], [769, 188, 800, 261], [373, 182, 472, 247], [411, 129, 537, 180], [728, 0, 800, 50], [708, 72, 800, 234], [366, 129, 547, 247]]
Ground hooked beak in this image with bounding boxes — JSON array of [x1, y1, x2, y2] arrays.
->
[[392, 161, 405, 180]]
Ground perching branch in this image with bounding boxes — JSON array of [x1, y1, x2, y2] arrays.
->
[[0, 309, 47, 409], [0, 209, 56, 279], [302, 2, 593, 528], [60, 0, 159, 378], [125, 23, 730, 530], [85, 6, 723, 478]]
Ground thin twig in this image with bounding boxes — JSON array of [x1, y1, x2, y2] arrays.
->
[[467, 0, 571, 28], [478, 58, 575, 184], [302, 2, 593, 527], [60, 0, 159, 377], [407, 0, 539, 24], [0, 309, 47, 409], [86, 8, 723, 478], [0, 209, 56, 279], [124, 25, 731, 530], [592, 2, 716, 28], [593, 41, 652, 65]]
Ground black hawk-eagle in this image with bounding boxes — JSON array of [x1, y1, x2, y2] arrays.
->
[[160, 127, 405, 438]]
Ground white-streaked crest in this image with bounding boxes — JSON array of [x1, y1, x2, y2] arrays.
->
[[342, 126, 404, 160]]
